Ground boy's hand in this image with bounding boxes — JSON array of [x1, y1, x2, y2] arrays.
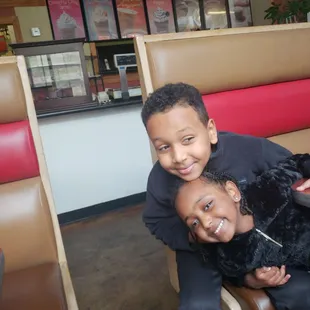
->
[[296, 178, 310, 191], [245, 266, 291, 289]]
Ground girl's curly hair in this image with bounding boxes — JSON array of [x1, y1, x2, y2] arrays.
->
[[173, 170, 252, 216]]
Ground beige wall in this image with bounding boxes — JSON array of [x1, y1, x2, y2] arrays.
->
[[250, 0, 272, 26], [14, 6, 53, 42]]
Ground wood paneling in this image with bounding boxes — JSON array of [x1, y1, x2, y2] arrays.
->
[[89, 43, 100, 75], [0, 16, 23, 43], [0, 8, 15, 17], [102, 72, 140, 89], [0, 0, 46, 7]]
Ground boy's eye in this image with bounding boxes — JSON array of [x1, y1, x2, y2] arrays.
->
[[204, 201, 213, 211], [183, 136, 194, 144], [158, 145, 169, 152], [191, 219, 199, 229]]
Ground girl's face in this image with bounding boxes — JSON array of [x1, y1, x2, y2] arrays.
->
[[175, 178, 243, 243]]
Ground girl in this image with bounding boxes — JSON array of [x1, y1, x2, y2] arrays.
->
[[175, 153, 310, 283]]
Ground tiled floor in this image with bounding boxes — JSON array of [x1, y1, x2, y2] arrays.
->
[[61, 204, 179, 310]]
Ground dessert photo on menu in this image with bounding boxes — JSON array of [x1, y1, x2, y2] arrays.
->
[[204, 0, 228, 30], [174, 0, 200, 31], [228, 0, 253, 28], [116, 0, 148, 38], [83, 0, 118, 40], [146, 0, 175, 34], [48, 0, 86, 40]]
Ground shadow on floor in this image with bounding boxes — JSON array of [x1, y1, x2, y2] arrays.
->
[[61, 204, 179, 310]]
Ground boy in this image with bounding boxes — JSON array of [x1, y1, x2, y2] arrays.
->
[[141, 82, 310, 310]]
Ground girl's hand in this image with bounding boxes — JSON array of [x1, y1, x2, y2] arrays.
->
[[245, 265, 291, 289]]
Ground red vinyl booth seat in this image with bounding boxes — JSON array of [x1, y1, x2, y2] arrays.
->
[[203, 79, 310, 137], [0, 120, 39, 184]]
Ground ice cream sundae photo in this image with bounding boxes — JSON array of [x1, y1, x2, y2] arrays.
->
[[92, 6, 110, 38], [117, 7, 147, 38], [175, 0, 199, 31], [231, 0, 252, 27], [117, 7, 137, 34], [57, 11, 77, 39], [203, 0, 228, 29], [153, 7, 170, 33]]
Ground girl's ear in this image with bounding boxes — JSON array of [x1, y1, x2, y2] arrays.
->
[[225, 181, 241, 202]]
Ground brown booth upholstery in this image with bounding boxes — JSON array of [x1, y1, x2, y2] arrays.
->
[[0, 56, 78, 309], [0, 249, 4, 298], [134, 23, 310, 310]]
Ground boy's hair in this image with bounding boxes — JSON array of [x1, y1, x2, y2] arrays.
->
[[141, 82, 209, 127], [174, 171, 252, 216]]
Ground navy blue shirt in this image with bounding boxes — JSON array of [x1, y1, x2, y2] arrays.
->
[[143, 131, 292, 251]]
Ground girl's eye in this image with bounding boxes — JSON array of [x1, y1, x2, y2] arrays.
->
[[191, 219, 199, 229], [204, 201, 213, 211]]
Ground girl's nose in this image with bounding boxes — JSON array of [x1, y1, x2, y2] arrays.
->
[[200, 214, 213, 230]]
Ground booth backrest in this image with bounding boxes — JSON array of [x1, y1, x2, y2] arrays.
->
[[144, 25, 310, 95], [135, 23, 310, 158], [203, 79, 310, 154], [0, 57, 60, 273], [135, 22, 310, 310]]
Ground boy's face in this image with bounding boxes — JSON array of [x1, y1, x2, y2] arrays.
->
[[175, 178, 241, 243], [146, 105, 218, 181]]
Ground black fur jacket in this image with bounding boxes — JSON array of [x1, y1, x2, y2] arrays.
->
[[207, 153, 310, 283]]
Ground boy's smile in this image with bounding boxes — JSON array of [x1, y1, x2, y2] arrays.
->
[[146, 105, 218, 181]]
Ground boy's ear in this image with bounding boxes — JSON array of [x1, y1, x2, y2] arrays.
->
[[225, 181, 241, 202], [207, 119, 218, 145]]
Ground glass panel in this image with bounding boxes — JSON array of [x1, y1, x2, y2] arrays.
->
[[174, 0, 200, 32], [228, 0, 253, 28], [26, 51, 87, 105], [203, 0, 228, 29]]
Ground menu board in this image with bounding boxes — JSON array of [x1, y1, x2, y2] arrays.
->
[[146, 0, 175, 34], [228, 0, 253, 28], [82, 0, 118, 40], [174, 0, 200, 32], [116, 0, 148, 38], [47, 0, 86, 40]]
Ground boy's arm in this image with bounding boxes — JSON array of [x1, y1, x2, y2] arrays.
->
[[260, 138, 310, 190], [260, 138, 292, 170], [286, 153, 310, 177], [261, 153, 310, 181], [143, 166, 193, 251], [245, 154, 310, 218]]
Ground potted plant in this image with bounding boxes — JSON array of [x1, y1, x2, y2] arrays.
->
[[264, 0, 310, 24]]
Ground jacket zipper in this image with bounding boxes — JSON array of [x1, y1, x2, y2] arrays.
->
[[255, 228, 283, 248]]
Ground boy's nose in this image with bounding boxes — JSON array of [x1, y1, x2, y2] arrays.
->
[[172, 146, 187, 163]]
